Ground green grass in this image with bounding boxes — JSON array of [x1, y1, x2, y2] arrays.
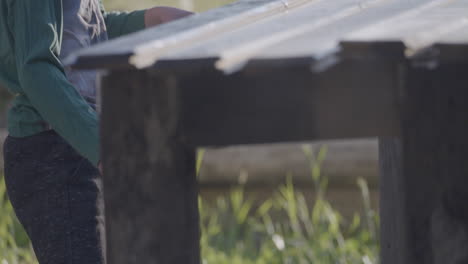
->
[[0, 177, 37, 264], [199, 145, 379, 264], [0, 145, 379, 264]]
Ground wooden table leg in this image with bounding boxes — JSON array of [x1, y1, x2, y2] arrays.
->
[[101, 70, 200, 264], [379, 60, 468, 264]]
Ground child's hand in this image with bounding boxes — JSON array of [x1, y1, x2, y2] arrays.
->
[[144, 7, 194, 27]]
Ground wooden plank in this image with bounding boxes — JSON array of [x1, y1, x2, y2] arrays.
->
[[439, 27, 468, 45], [167, 0, 385, 70], [379, 50, 468, 264], [169, 57, 400, 147], [254, 0, 459, 59], [140, 0, 447, 71], [345, 0, 468, 55], [430, 44, 468, 62], [70, 0, 468, 71], [100, 70, 200, 264], [215, 0, 394, 72], [68, 0, 313, 69], [172, 0, 433, 61], [199, 139, 380, 189]]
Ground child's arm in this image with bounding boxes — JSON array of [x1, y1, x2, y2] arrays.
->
[[103, 6, 193, 40], [144, 6, 194, 27]]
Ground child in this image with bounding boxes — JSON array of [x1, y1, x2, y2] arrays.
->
[[0, 1, 192, 263]]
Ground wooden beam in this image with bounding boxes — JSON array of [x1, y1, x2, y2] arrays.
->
[[173, 58, 400, 147], [100, 70, 200, 264]]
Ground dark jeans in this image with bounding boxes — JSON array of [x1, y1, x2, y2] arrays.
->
[[3, 130, 105, 264]]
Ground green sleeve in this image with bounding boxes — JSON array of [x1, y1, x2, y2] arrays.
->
[[103, 10, 146, 39], [13, 0, 100, 166]]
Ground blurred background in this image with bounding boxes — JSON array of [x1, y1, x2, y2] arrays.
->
[[0, 1, 380, 263]]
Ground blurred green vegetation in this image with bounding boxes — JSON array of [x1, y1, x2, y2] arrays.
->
[[1, 146, 379, 264], [0, 176, 37, 264], [200, 146, 379, 264]]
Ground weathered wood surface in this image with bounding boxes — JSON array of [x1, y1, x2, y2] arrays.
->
[[177, 58, 399, 146], [71, 0, 468, 73], [100, 70, 200, 264], [200, 139, 379, 188], [67, 0, 312, 68], [379, 138, 408, 263], [97, 55, 401, 264], [171, 0, 443, 70], [71, 0, 468, 263], [345, 0, 468, 53], [98, 43, 468, 263], [379, 49, 468, 264]]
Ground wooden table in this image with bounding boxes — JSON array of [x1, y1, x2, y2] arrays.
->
[[70, 0, 468, 263]]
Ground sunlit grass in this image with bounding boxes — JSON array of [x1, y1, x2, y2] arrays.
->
[[199, 145, 379, 264]]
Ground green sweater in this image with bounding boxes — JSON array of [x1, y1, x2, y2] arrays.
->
[[0, 0, 145, 166]]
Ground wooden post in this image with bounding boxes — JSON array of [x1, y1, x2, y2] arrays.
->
[[379, 137, 408, 263], [100, 69, 200, 264], [380, 58, 468, 264]]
